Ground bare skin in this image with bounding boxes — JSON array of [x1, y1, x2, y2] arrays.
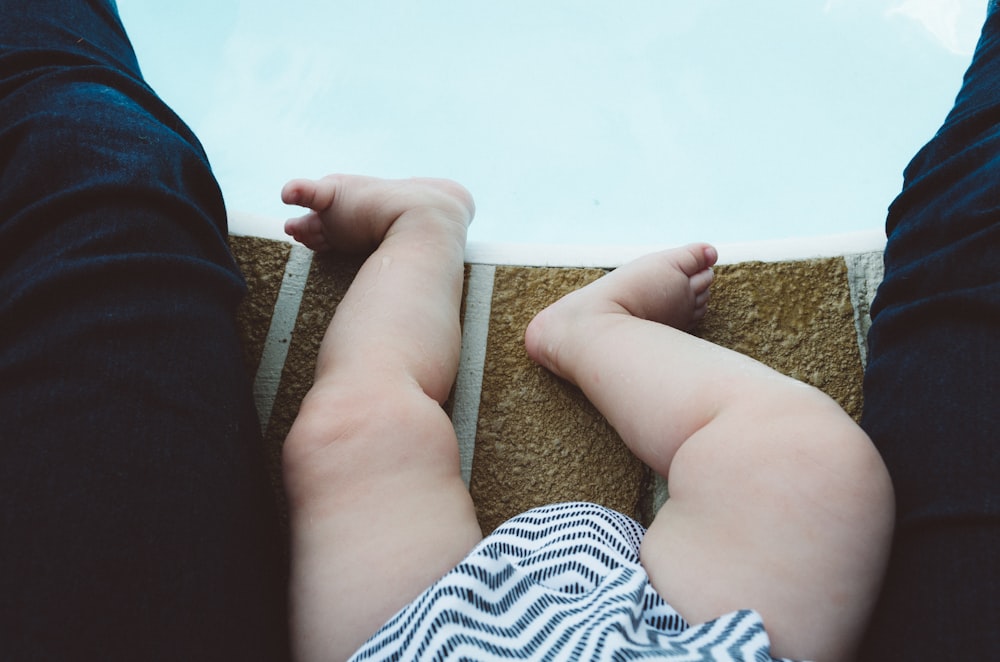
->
[[281, 175, 482, 662], [281, 174, 894, 662], [524, 247, 895, 661]]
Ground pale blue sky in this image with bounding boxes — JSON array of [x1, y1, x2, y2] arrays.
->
[[119, 0, 985, 246]]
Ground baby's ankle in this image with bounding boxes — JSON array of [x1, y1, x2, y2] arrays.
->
[[524, 294, 605, 382]]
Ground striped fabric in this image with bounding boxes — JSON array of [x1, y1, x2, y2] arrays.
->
[[349, 502, 795, 661]]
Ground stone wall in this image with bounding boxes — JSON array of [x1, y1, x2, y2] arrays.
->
[[229, 235, 884, 534]]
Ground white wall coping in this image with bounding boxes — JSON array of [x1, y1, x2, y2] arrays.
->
[[229, 211, 886, 269]]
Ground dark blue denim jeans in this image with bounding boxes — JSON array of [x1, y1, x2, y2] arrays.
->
[[0, 1, 288, 660], [859, 4, 1000, 660]]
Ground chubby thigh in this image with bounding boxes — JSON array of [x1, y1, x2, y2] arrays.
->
[[640, 386, 894, 662]]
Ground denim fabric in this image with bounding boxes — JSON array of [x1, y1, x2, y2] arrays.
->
[[0, 2, 289, 660], [859, 4, 1000, 659]]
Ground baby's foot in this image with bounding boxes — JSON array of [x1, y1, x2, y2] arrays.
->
[[282, 174, 475, 253], [524, 243, 717, 380]]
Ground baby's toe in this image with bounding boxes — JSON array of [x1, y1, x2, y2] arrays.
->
[[282, 177, 336, 213], [677, 243, 718, 276], [285, 213, 331, 251], [690, 267, 714, 295]]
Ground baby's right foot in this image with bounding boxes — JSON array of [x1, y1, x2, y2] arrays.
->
[[282, 174, 475, 253], [524, 243, 717, 381]]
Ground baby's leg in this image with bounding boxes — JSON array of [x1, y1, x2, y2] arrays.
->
[[525, 244, 894, 662], [281, 175, 482, 662]]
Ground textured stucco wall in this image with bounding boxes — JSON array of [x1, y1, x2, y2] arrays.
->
[[229, 236, 880, 534]]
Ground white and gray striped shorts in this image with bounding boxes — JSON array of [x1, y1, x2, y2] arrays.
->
[[348, 501, 794, 661]]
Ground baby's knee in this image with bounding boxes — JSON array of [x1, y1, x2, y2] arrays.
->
[[674, 386, 893, 526], [282, 378, 458, 502], [777, 393, 894, 521]]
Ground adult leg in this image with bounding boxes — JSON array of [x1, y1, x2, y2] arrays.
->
[[0, 2, 288, 659], [281, 175, 482, 662], [858, 4, 1000, 659], [525, 245, 894, 662]]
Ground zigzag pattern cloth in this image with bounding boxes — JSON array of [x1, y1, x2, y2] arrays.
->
[[348, 502, 794, 661]]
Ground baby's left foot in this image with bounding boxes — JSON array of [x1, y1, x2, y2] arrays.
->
[[525, 243, 717, 381], [282, 174, 474, 253]]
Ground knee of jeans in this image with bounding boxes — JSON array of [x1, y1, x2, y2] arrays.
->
[[6, 75, 223, 216], [1, 77, 238, 304]]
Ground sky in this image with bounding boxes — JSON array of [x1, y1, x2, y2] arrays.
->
[[118, 0, 986, 246]]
